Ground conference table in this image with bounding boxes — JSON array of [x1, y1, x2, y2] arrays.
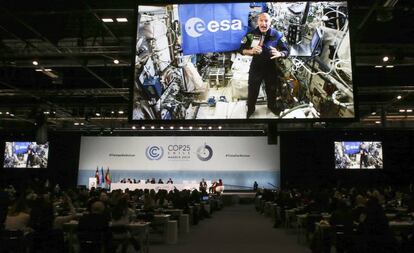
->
[[111, 182, 201, 192]]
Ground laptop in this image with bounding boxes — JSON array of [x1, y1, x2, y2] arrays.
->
[[289, 28, 324, 57]]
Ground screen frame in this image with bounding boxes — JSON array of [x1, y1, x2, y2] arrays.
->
[[129, 0, 358, 124], [334, 140, 384, 170], [3, 141, 50, 169]]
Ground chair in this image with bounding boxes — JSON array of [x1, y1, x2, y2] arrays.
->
[[332, 224, 351, 253], [0, 229, 26, 253], [110, 225, 129, 253], [27, 229, 65, 253], [77, 230, 108, 253]]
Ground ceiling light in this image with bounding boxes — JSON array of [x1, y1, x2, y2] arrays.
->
[[385, 65, 394, 68], [43, 111, 50, 115], [80, 123, 84, 126], [113, 59, 119, 64], [0, 112, 2, 115], [9, 113, 14, 117], [189, 126, 193, 130], [111, 111, 115, 114], [35, 68, 43, 72], [116, 18, 128, 22], [218, 126, 222, 130], [179, 126, 183, 130], [399, 109, 406, 113], [32, 60, 38, 66], [170, 126, 174, 129], [199, 127, 202, 130], [118, 110, 124, 114], [374, 65, 383, 68], [407, 109, 413, 113], [160, 126, 164, 129], [6, 112, 9, 115], [95, 112, 101, 117], [151, 126, 155, 129], [208, 126, 212, 130], [141, 126, 146, 130], [74, 122, 79, 126], [397, 95, 402, 100], [102, 18, 114, 23], [132, 126, 136, 130], [375, 121, 381, 124], [382, 56, 389, 62], [371, 112, 377, 116]]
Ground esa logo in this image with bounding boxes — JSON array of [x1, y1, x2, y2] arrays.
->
[[197, 144, 213, 161], [145, 146, 164, 160], [185, 18, 242, 38]]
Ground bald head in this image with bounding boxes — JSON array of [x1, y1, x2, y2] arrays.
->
[[257, 13, 271, 33], [90, 200, 105, 214]]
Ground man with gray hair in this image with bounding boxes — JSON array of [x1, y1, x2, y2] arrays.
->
[[240, 12, 289, 119]]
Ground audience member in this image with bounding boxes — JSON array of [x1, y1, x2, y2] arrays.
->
[[4, 194, 31, 232]]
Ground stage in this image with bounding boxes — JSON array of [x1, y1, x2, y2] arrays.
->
[[220, 191, 257, 205]]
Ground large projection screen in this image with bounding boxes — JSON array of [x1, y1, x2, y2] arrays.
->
[[334, 141, 383, 169], [3, 142, 49, 168], [78, 136, 280, 190], [132, 1, 354, 121]]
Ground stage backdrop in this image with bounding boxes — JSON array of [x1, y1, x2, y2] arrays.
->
[[77, 136, 280, 190]]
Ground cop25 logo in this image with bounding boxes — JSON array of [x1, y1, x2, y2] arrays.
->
[[145, 146, 164, 160], [197, 144, 213, 161], [184, 17, 242, 38]]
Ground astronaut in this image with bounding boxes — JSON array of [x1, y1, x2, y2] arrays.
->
[[240, 12, 289, 118]]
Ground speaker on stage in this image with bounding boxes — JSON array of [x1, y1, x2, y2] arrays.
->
[[36, 116, 48, 144], [267, 123, 278, 145]]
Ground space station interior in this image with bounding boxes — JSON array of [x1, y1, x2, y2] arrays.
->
[[132, 2, 354, 120]]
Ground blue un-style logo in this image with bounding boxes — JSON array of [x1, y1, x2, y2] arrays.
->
[[145, 146, 164, 160]]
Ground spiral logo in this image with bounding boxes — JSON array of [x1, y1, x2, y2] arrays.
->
[[185, 17, 205, 38], [145, 146, 164, 160], [197, 144, 213, 161]]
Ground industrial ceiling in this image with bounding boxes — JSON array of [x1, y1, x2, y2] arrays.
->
[[0, 0, 413, 133]]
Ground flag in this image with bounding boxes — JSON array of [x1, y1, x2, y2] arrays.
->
[[179, 3, 250, 55], [101, 167, 105, 184], [95, 167, 100, 185], [105, 167, 111, 185]]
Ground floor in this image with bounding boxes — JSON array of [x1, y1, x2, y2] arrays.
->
[[150, 204, 310, 253]]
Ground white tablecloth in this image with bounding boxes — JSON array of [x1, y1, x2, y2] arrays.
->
[[110, 182, 200, 192]]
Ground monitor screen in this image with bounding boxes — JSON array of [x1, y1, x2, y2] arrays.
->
[[3, 142, 49, 168], [132, 1, 354, 121], [334, 141, 383, 169]]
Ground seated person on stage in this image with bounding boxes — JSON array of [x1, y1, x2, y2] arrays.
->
[[209, 181, 218, 194], [133, 179, 137, 184], [158, 179, 164, 184], [145, 179, 150, 184], [167, 178, 173, 184], [127, 178, 132, 184], [215, 179, 224, 194], [199, 178, 207, 192], [150, 178, 156, 184], [120, 178, 126, 183]]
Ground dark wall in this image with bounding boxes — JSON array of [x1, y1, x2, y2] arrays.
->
[[280, 130, 414, 188]]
